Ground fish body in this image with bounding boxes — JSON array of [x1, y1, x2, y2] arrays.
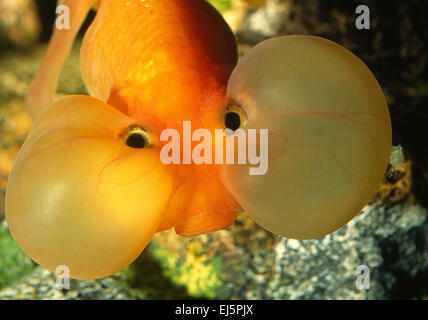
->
[[79, 0, 240, 236]]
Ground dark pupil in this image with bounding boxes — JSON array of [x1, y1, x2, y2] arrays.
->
[[225, 112, 241, 131], [126, 133, 146, 148]]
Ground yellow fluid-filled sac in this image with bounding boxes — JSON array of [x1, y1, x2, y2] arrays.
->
[[222, 36, 392, 239], [5, 96, 173, 279]]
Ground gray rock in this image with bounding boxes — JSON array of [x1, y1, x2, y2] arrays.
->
[[236, 0, 290, 43], [0, 267, 134, 300], [264, 203, 427, 299]]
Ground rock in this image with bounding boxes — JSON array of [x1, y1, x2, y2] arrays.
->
[[222, 0, 267, 32], [0, 267, 133, 300], [234, 0, 289, 42], [0, 0, 40, 48]]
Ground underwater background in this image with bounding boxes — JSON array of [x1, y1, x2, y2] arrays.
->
[[0, 0, 427, 299]]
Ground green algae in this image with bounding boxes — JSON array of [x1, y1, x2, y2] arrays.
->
[[390, 145, 405, 169], [149, 241, 223, 299], [0, 220, 36, 289], [116, 247, 191, 300], [207, 0, 232, 13], [116, 240, 224, 299]]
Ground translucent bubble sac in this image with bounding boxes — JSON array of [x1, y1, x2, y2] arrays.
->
[[5, 96, 173, 279], [222, 35, 392, 239]]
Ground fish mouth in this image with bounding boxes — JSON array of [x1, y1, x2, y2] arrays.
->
[[173, 178, 242, 237], [179, 220, 235, 238], [156, 164, 242, 237]]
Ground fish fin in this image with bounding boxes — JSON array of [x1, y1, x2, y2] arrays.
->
[[26, 0, 98, 120]]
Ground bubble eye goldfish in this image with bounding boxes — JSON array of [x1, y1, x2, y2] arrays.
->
[[5, 0, 391, 279]]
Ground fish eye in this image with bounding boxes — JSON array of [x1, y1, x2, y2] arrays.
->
[[224, 104, 247, 132], [119, 125, 151, 149]]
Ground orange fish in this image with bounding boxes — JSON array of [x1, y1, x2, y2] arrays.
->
[[6, 0, 392, 279]]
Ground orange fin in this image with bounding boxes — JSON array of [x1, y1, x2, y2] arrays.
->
[[26, 0, 98, 119]]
